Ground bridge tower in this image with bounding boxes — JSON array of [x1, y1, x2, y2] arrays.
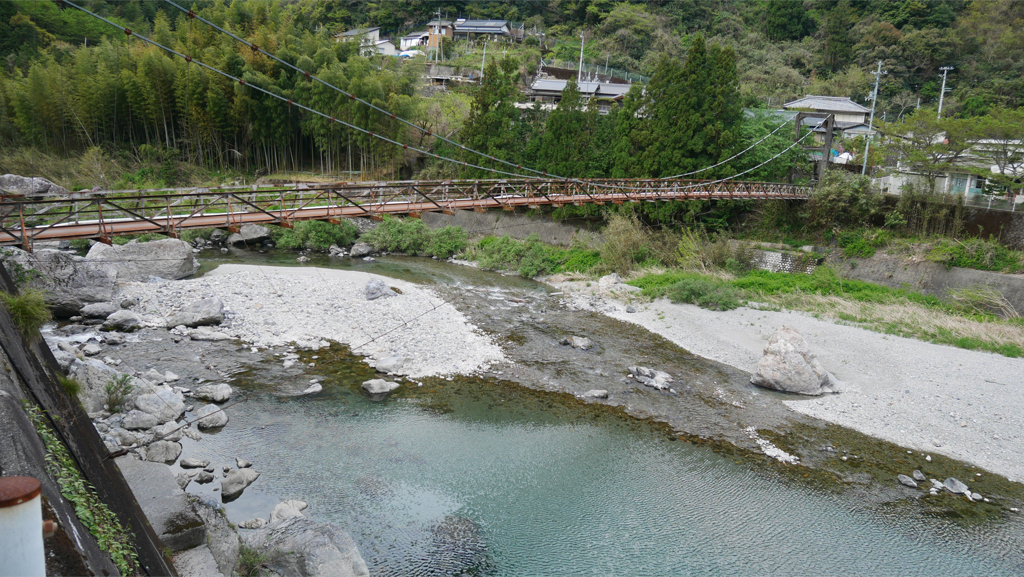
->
[[791, 112, 835, 183]]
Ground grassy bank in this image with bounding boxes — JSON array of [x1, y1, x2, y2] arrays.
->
[[629, 267, 1024, 358]]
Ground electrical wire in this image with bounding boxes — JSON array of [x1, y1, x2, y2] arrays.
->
[[59, 0, 545, 183]]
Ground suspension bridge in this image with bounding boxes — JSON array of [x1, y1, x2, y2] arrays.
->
[[0, 177, 810, 250], [0, 0, 825, 251]]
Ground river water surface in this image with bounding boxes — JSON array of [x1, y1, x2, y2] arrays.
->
[[175, 251, 1024, 576]]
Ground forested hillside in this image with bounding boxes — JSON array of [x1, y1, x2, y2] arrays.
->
[[0, 0, 1021, 190]]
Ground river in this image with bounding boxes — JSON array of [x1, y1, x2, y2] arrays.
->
[[166, 250, 1024, 576]]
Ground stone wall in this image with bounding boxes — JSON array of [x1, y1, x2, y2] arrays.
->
[[749, 249, 822, 274]]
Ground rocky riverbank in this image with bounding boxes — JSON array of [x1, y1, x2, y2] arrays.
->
[[39, 259, 509, 576], [545, 273, 1024, 484]]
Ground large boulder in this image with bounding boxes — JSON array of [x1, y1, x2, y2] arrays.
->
[[68, 358, 125, 412], [135, 388, 185, 423], [349, 242, 376, 258], [192, 498, 241, 576], [246, 516, 369, 577], [122, 410, 160, 430], [361, 379, 399, 397], [116, 456, 205, 551], [166, 297, 224, 328], [194, 383, 232, 403], [372, 356, 410, 374], [750, 326, 845, 396], [80, 301, 120, 319], [195, 403, 228, 429], [143, 440, 182, 464], [0, 174, 69, 197], [87, 238, 199, 281], [628, 366, 673, 390], [226, 224, 271, 246], [221, 468, 260, 500], [365, 278, 396, 301], [0, 248, 117, 316], [102, 309, 144, 332]]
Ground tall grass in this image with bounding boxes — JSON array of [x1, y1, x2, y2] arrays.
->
[[0, 289, 51, 337]]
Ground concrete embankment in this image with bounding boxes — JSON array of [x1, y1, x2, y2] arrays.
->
[[831, 252, 1024, 314]]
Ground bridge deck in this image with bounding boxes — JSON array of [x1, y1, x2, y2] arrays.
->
[[0, 178, 810, 249]]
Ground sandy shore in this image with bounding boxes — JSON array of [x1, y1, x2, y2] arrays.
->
[[116, 264, 505, 378], [548, 278, 1024, 483]]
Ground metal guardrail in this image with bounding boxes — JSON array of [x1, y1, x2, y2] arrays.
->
[[964, 194, 1022, 213], [0, 178, 812, 250]]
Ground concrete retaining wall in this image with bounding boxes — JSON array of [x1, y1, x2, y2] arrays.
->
[[963, 206, 1024, 250], [831, 253, 1024, 315]]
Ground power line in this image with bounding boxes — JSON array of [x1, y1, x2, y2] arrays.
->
[[149, 0, 798, 192], [60, 0, 806, 197], [159, 0, 553, 181], [59, 0, 544, 183]]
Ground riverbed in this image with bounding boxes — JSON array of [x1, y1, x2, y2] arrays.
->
[[120, 251, 1024, 575]]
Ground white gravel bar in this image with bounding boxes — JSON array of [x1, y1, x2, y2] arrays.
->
[[116, 264, 504, 378], [552, 280, 1024, 483]]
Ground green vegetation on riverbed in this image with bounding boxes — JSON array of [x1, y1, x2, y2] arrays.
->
[[629, 267, 1024, 358]]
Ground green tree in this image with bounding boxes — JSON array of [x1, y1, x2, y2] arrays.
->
[[971, 108, 1024, 196], [458, 57, 523, 177], [878, 108, 980, 191], [762, 0, 814, 42]]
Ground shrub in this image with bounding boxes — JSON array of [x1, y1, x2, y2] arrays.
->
[[360, 216, 430, 254], [103, 374, 134, 413], [470, 234, 597, 278], [424, 226, 468, 258], [927, 238, 1023, 273], [58, 375, 82, 398], [806, 170, 882, 231], [237, 544, 272, 577], [273, 220, 359, 251], [180, 228, 214, 243], [838, 228, 891, 258], [665, 277, 743, 310], [0, 289, 51, 337], [69, 238, 92, 252]]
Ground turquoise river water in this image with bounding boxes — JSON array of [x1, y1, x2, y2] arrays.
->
[[174, 252, 1024, 576]]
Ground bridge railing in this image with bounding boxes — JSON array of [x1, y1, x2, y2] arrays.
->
[[0, 178, 811, 250]]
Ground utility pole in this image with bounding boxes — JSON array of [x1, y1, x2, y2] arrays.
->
[[578, 33, 585, 83], [862, 60, 884, 176], [937, 66, 954, 119], [480, 41, 487, 80], [433, 8, 442, 65]]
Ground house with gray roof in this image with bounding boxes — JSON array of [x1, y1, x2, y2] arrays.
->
[[453, 19, 510, 40], [529, 78, 633, 114]]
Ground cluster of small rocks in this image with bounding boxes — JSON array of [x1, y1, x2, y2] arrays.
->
[[897, 468, 991, 503], [626, 365, 675, 392]]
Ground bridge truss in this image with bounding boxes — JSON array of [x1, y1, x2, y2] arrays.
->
[[0, 178, 811, 250]]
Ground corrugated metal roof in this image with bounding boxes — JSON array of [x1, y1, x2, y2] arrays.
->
[[531, 79, 633, 99], [455, 19, 509, 33], [784, 95, 870, 113], [402, 31, 430, 40], [338, 27, 380, 37]]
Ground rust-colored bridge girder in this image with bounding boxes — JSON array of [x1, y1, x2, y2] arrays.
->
[[0, 178, 812, 250]]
